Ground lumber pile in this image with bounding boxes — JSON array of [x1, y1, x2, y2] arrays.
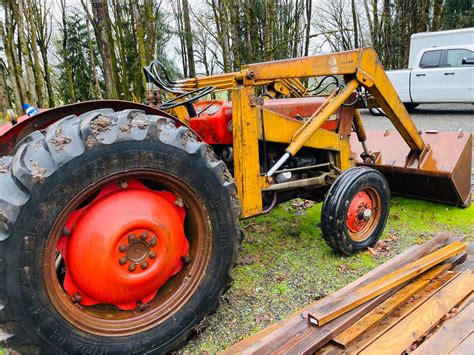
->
[[223, 233, 472, 354]]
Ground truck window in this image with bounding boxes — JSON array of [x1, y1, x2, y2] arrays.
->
[[446, 49, 474, 67], [419, 50, 442, 68]]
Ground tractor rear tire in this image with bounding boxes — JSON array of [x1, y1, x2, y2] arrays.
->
[[0, 109, 240, 353], [321, 167, 390, 255]]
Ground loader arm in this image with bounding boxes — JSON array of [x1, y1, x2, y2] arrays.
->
[[241, 48, 425, 154]]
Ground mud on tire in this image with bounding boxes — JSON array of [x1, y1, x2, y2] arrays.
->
[[0, 109, 240, 354]]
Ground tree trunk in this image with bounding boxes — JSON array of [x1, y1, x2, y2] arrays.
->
[[213, 0, 231, 72], [381, 0, 392, 68], [351, 0, 359, 48], [372, 0, 379, 52], [144, 0, 156, 62], [25, 0, 46, 107], [0, 63, 8, 119], [86, 0, 118, 99], [182, 0, 196, 76], [86, 20, 103, 99], [60, 0, 76, 102], [12, 0, 37, 105], [229, 0, 241, 69], [264, 0, 275, 61], [304, 0, 312, 56], [131, 1, 148, 94], [363, 0, 374, 44], [431, 0, 443, 31], [0, 15, 23, 111]]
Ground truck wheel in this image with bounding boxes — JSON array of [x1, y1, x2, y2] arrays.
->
[[0, 109, 240, 353], [404, 103, 419, 112], [321, 167, 390, 255]]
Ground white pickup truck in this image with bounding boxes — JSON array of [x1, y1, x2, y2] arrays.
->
[[386, 44, 474, 110]]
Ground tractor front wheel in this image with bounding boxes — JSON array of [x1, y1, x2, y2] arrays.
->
[[0, 109, 240, 353], [321, 167, 390, 255]]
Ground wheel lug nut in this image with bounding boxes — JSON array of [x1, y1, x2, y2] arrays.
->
[[141, 261, 149, 270], [181, 256, 191, 265], [119, 257, 127, 265], [128, 263, 136, 272], [128, 234, 136, 243], [72, 292, 82, 303], [174, 197, 184, 208], [149, 251, 157, 259], [118, 244, 127, 253], [141, 232, 148, 240], [120, 180, 128, 189], [137, 301, 146, 311], [150, 235, 157, 247]]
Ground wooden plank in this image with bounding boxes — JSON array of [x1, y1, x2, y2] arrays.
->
[[449, 333, 473, 355], [222, 233, 459, 354], [359, 270, 473, 355], [412, 303, 473, 354], [308, 242, 466, 326], [256, 289, 401, 355], [332, 263, 451, 347], [344, 271, 459, 354]]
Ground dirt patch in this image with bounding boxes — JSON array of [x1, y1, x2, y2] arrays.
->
[[236, 255, 260, 266], [287, 199, 315, 216], [89, 115, 112, 134], [0, 164, 8, 173], [367, 234, 399, 258], [31, 161, 47, 182], [120, 113, 149, 133], [0, 209, 8, 229], [51, 127, 72, 152], [86, 135, 97, 149]]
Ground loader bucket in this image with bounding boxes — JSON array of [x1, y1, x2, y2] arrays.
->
[[351, 130, 472, 207]]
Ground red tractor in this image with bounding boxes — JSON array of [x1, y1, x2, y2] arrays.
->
[[0, 49, 470, 353]]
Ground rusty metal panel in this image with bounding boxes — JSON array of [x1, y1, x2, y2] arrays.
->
[[351, 130, 472, 207]]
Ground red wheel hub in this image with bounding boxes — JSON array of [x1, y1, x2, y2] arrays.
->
[[346, 191, 373, 233], [57, 180, 189, 310]]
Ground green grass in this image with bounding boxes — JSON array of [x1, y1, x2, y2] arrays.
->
[[181, 197, 473, 352]]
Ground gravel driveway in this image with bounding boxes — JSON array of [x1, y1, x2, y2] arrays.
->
[[360, 103, 474, 189]]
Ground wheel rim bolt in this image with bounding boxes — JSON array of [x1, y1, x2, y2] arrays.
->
[[128, 263, 136, 272], [141, 232, 148, 240], [137, 301, 146, 311], [128, 234, 136, 243], [140, 261, 149, 270], [149, 251, 157, 259], [62, 227, 71, 237], [181, 256, 191, 265], [72, 292, 82, 303], [150, 235, 157, 247], [118, 244, 127, 253], [120, 181, 128, 189], [174, 198, 184, 208], [119, 257, 127, 265]]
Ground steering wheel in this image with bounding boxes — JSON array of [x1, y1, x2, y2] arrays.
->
[[160, 86, 216, 117]]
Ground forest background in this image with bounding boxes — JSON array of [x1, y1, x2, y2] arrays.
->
[[0, 0, 472, 116]]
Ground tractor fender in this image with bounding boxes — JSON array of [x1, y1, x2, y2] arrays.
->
[[0, 100, 195, 156]]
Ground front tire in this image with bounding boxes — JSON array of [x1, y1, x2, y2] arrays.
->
[[0, 108, 240, 353], [321, 167, 390, 255]]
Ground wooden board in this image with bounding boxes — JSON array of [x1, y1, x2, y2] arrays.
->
[[343, 271, 459, 354], [222, 233, 460, 354], [332, 264, 451, 347], [359, 270, 473, 355], [412, 302, 473, 354], [449, 333, 473, 355], [254, 290, 399, 355], [307, 242, 466, 326]]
